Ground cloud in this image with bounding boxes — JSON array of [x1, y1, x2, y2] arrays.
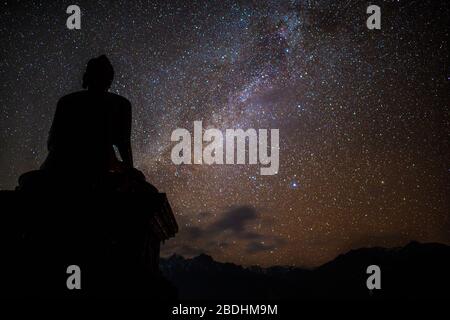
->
[[183, 205, 263, 241], [198, 211, 213, 218], [246, 237, 287, 254], [208, 205, 259, 235], [165, 205, 288, 257], [246, 241, 276, 254], [184, 226, 205, 240], [239, 232, 264, 240]]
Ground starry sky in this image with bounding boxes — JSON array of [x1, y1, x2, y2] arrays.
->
[[0, 0, 449, 267]]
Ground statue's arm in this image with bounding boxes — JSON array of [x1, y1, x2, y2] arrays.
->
[[117, 100, 133, 168]]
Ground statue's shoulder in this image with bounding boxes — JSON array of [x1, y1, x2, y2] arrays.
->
[[57, 91, 89, 105], [106, 92, 131, 108]]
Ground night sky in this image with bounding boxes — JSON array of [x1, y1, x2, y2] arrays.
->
[[0, 0, 449, 267]]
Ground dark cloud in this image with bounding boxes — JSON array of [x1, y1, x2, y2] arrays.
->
[[239, 231, 264, 240], [246, 241, 277, 254], [169, 205, 288, 257], [184, 226, 205, 241], [180, 206, 263, 241], [202, 205, 276, 244], [198, 211, 213, 218], [209, 205, 259, 234], [246, 241, 274, 254], [246, 237, 287, 254], [181, 206, 262, 241]]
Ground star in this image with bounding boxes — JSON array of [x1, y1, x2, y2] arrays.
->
[[0, 0, 448, 267]]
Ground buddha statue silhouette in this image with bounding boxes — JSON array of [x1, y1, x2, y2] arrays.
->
[[18, 55, 155, 192]]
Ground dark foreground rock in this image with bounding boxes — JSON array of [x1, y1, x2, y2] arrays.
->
[[0, 190, 178, 299]]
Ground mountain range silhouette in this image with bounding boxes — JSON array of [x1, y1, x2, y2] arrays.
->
[[160, 241, 450, 299]]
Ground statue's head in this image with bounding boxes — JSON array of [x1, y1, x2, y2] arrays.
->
[[82, 55, 114, 91]]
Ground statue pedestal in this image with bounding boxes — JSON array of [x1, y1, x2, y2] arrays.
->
[[0, 191, 178, 299]]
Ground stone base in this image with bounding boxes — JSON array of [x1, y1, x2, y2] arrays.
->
[[0, 191, 178, 299]]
